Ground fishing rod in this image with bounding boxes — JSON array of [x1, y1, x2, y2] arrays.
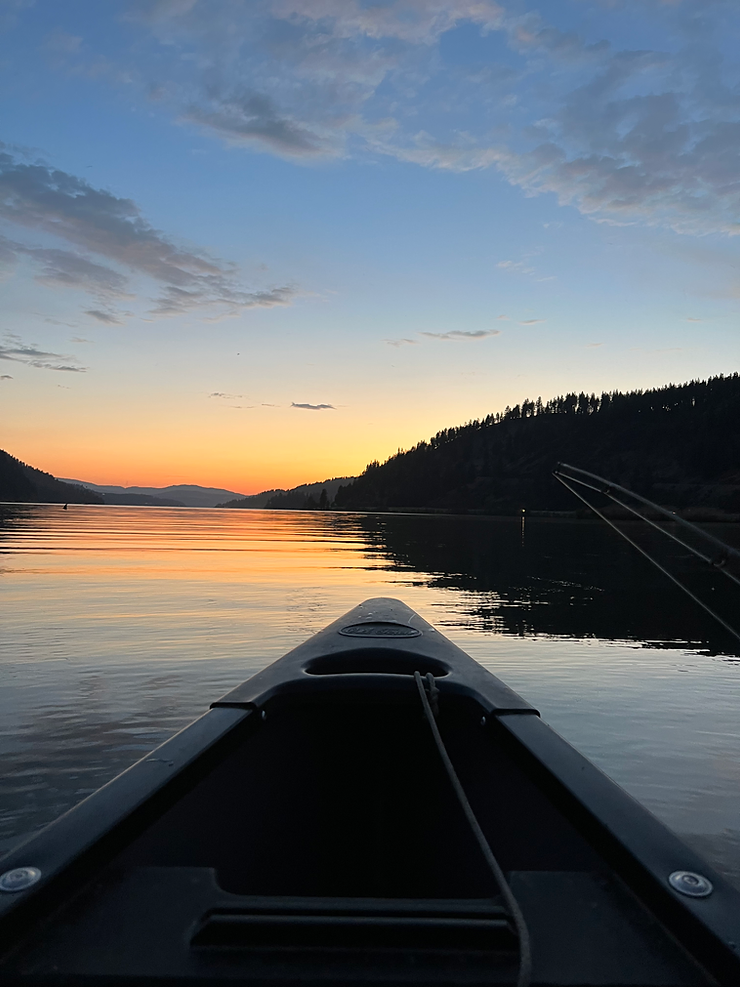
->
[[552, 463, 740, 647], [554, 463, 740, 589]]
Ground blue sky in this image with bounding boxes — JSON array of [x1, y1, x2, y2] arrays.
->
[[1, 0, 739, 491]]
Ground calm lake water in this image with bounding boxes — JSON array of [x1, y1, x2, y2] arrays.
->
[[2, 504, 740, 887]]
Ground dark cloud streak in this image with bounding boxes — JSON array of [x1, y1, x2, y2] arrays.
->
[[420, 329, 502, 340], [0, 336, 86, 372], [184, 90, 334, 158], [85, 309, 124, 325], [0, 147, 296, 317]]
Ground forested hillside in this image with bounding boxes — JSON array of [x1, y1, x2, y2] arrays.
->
[[0, 451, 103, 504], [220, 476, 354, 509], [334, 374, 740, 515]]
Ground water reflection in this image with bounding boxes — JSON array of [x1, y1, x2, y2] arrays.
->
[[1, 505, 740, 887], [0, 659, 245, 850], [358, 513, 740, 655]]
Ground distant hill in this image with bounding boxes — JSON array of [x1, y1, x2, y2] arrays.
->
[[334, 374, 740, 516], [64, 481, 246, 508], [219, 476, 355, 509], [220, 487, 286, 509], [1, 452, 103, 505]]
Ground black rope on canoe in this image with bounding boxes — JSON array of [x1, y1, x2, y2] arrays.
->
[[413, 671, 532, 987]]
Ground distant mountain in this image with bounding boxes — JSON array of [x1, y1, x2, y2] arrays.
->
[[63, 481, 246, 508], [334, 374, 740, 516], [219, 476, 355, 509], [1, 451, 103, 505]]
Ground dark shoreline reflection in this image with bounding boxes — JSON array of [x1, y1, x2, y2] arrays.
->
[[355, 514, 740, 656]]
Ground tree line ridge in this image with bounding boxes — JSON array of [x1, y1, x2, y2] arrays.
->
[[0, 451, 103, 505], [332, 373, 740, 517]]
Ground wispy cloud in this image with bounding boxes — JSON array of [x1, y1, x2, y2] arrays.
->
[[0, 335, 86, 372], [519, 319, 545, 325], [0, 235, 129, 304], [420, 329, 502, 341], [498, 258, 556, 283], [291, 401, 335, 410], [0, 146, 296, 318], [385, 337, 419, 347], [209, 391, 242, 399], [85, 309, 124, 325], [498, 260, 535, 276], [686, 317, 703, 322], [183, 90, 337, 159], [31, 247, 130, 296], [491, 10, 740, 236], [127, 0, 506, 165], [44, 317, 78, 328], [0, 374, 12, 380]]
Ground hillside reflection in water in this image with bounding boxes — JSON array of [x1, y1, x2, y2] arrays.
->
[[2, 505, 740, 889], [358, 511, 740, 650]]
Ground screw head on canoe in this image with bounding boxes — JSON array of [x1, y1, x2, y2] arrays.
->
[[668, 871, 713, 898], [0, 867, 41, 893]]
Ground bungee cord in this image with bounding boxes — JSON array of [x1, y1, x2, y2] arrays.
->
[[413, 670, 532, 987]]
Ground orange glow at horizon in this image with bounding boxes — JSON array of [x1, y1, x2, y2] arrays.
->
[[2, 397, 458, 494], [7, 438, 370, 495], [6, 328, 699, 493], [3, 358, 525, 492]]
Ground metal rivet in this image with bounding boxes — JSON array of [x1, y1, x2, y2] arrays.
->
[[0, 867, 42, 893], [261, 710, 267, 721], [668, 871, 713, 898], [480, 716, 487, 727]]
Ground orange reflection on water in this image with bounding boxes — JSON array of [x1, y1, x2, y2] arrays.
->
[[0, 506, 402, 669], [1, 505, 385, 580]]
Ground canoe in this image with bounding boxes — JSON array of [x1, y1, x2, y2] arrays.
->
[[1, 598, 739, 986]]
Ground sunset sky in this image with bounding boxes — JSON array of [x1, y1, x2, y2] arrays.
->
[[1, 0, 739, 493]]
